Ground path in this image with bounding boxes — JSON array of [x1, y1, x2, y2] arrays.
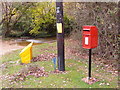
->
[[0, 38, 24, 56]]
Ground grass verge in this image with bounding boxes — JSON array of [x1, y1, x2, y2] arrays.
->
[[1, 41, 118, 88]]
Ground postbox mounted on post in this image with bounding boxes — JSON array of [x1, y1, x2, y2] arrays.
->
[[82, 26, 98, 49], [82, 25, 98, 81]]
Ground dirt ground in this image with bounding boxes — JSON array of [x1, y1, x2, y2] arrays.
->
[[0, 38, 24, 56]]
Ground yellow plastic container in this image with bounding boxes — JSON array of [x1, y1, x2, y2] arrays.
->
[[19, 42, 33, 64]]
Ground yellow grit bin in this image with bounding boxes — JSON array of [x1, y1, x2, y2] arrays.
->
[[19, 42, 33, 64]]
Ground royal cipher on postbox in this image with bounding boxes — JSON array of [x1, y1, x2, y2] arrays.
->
[[82, 26, 98, 49]]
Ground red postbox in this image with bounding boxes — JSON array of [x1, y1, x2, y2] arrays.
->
[[82, 26, 98, 49]]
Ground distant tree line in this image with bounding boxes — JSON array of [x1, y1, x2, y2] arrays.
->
[[1, 2, 73, 38]]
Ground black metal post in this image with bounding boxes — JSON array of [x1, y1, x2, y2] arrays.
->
[[56, 0, 65, 71], [88, 49, 92, 79]]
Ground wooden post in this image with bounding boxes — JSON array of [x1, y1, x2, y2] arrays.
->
[[56, 0, 65, 71]]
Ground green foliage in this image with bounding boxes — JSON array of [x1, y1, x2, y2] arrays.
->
[[64, 15, 73, 36], [29, 2, 55, 37], [25, 2, 56, 36], [7, 2, 73, 38], [12, 3, 34, 36]]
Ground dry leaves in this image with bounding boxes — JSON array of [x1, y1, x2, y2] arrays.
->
[[82, 77, 99, 85], [32, 53, 57, 62], [10, 65, 48, 82]]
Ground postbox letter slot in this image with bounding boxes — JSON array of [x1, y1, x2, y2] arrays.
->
[[83, 29, 90, 31]]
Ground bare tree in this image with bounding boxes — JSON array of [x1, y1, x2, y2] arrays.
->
[[64, 2, 119, 60], [1, 2, 14, 37], [1, 2, 34, 38]]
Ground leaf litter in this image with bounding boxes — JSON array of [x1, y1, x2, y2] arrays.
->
[[9, 64, 68, 84], [9, 65, 48, 82], [32, 53, 57, 62]]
